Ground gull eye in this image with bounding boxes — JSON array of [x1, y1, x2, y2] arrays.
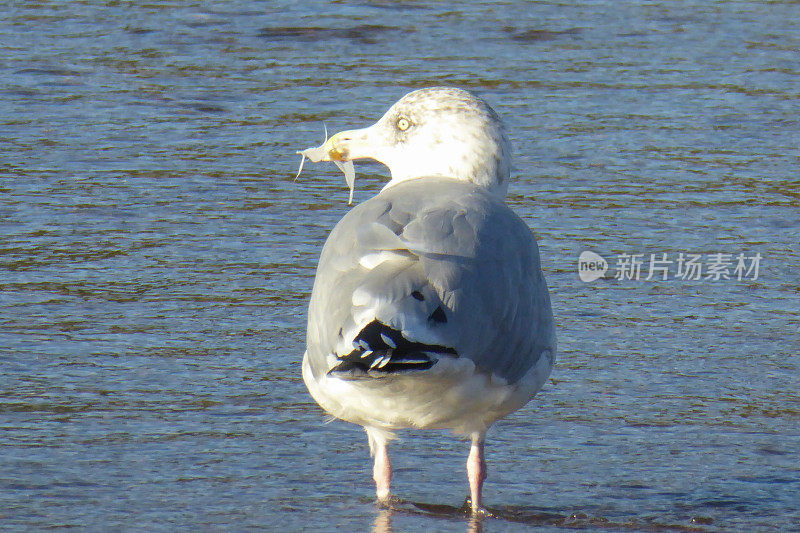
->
[[396, 117, 411, 131]]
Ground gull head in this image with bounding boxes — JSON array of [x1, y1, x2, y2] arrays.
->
[[298, 87, 512, 199]]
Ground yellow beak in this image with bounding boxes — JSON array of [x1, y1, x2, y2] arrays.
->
[[298, 127, 374, 164]]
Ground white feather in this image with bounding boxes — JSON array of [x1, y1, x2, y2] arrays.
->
[[379, 333, 397, 349]]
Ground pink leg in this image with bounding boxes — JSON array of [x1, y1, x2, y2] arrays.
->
[[373, 437, 392, 501], [466, 432, 487, 513]]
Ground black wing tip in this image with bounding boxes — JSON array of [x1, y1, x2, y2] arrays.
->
[[329, 319, 457, 378], [328, 358, 435, 378]]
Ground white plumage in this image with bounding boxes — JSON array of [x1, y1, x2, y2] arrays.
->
[[298, 87, 556, 513]]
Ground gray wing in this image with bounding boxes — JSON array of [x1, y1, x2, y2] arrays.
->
[[305, 177, 555, 384]]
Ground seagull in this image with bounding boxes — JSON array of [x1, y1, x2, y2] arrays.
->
[[298, 87, 556, 514]]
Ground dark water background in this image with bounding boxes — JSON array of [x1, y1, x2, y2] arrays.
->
[[2, 1, 799, 531]]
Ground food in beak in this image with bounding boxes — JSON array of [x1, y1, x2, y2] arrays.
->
[[296, 133, 356, 205]]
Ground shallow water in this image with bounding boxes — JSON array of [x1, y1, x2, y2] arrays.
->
[[2, 1, 799, 531]]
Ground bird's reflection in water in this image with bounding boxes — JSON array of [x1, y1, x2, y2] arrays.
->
[[372, 502, 486, 533], [371, 498, 710, 532], [373, 497, 517, 533], [468, 515, 485, 533], [372, 508, 393, 533]]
